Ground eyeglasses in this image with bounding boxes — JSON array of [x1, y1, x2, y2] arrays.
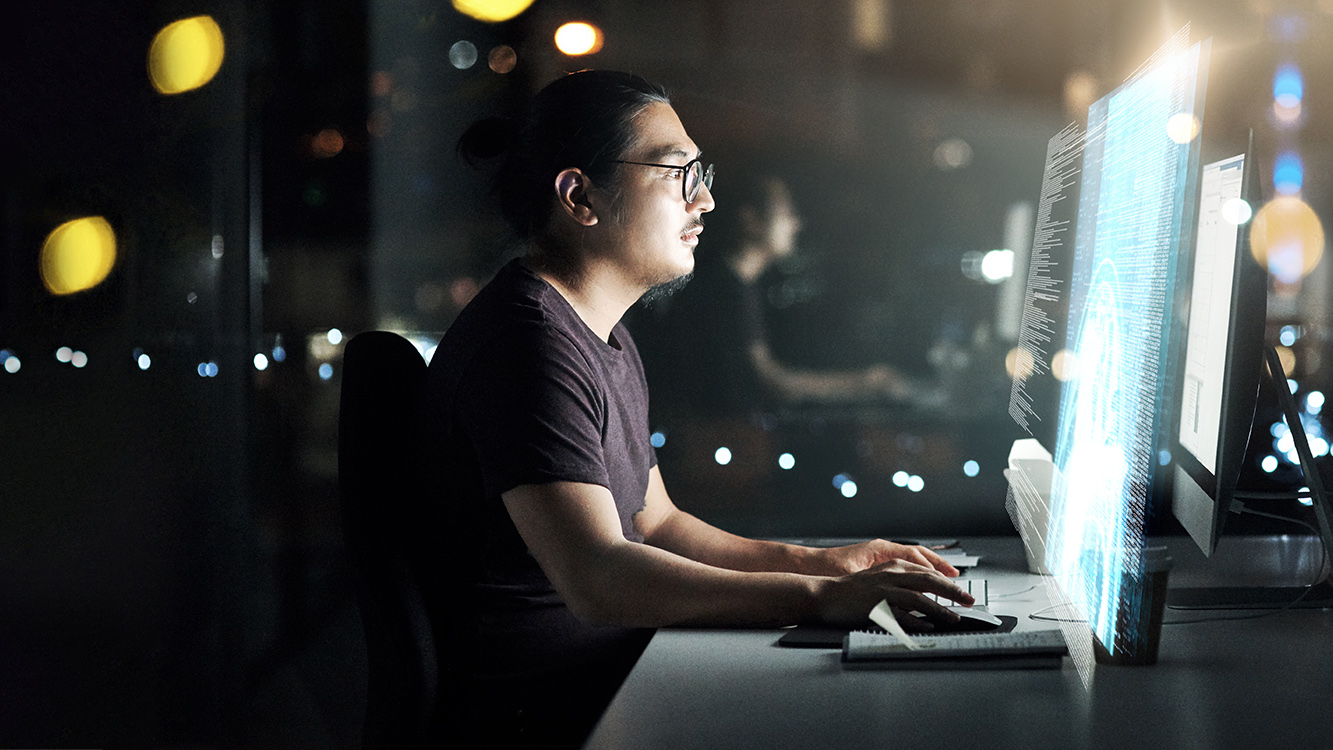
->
[[613, 158, 715, 203]]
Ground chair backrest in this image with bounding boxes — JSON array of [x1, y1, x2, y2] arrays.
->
[[337, 331, 437, 748]]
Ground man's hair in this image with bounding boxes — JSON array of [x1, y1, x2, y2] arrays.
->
[[458, 70, 671, 241]]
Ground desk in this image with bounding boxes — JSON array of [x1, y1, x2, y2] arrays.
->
[[585, 537, 1333, 749]]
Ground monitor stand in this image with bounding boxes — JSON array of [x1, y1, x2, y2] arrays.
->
[[1167, 346, 1333, 610]]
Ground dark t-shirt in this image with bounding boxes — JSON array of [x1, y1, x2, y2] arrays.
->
[[418, 258, 655, 743], [657, 255, 768, 416]]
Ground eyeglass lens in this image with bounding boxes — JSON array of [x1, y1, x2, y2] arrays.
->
[[685, 161, 714, 203]]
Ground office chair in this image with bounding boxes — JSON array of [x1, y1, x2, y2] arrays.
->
[[337, 331, 438, 748]]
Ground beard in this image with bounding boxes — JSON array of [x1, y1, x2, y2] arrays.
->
[[639, 271, 694, 307]]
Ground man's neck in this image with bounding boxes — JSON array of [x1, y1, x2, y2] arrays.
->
[[523, 255, 638, 343]]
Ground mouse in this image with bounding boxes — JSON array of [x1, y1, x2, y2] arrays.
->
[[931, 606, 1004, 633]]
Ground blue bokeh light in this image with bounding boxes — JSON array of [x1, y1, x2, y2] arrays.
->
[[1273, 64, 1303, 106], [1273, 152, 1303, 195]]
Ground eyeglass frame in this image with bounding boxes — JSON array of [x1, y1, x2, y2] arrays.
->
[[612, 158, 715, 203]]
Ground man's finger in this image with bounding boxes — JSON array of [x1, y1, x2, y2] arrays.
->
[[891, 570, 975, 607], [919, 547, 960, 577]]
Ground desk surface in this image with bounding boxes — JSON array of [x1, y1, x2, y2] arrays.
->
[[586, 537, 1333, 750]]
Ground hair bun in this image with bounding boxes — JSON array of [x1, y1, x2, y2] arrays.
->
[[457, 116, 519, 164]]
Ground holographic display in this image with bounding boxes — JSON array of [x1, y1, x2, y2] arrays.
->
[[1045, 39, 1207, 659]]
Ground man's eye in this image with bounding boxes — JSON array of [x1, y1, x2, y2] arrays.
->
[[668, 169, 685, 179]]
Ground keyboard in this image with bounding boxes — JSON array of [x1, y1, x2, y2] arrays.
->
[[926, 577, 988, 608]]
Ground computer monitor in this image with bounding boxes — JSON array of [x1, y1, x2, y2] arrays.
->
[[1168, 144, 1333, 608], [1171, 147, 1266, 556], [1043, 38, 1208, 661]]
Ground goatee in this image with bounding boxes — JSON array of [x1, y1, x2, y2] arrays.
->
[[639, 272, 694, 307]]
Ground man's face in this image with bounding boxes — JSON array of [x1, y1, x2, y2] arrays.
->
[[594, 102, 714, 291], [764, 180, 802, 259]]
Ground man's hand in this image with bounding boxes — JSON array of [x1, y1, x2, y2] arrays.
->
[[800, 539, 960, 578], [814, 560, 975, 629]]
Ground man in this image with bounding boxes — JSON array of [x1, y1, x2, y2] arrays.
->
[[422, 70, 972, 748], [659, 171, 910, 417]]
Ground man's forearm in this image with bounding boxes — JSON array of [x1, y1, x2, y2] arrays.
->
[[564, 537, 825, 628], [642, 507, 822, 575]]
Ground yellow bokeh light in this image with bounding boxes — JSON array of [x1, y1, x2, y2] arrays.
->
[[452, 0, 536, 23], [1166, 113, 1201, 144], [555, 22, 603, 56], [1275, 345, 1297, 376], [1005, 347, 1036, 380], [149, 16, 225, 95], [40, 217, 117, 295], [1249, 196, 1325, 283]]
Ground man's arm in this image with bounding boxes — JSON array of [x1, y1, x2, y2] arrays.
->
[[635, 466, 959, 577], [502, 478, 972, 630], [749, 341, 911, 402]]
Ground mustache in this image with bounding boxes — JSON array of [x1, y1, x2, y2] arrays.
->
[[682, 217, 705, 234]]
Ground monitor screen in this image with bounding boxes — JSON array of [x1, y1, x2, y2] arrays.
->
[[1178, 154, 1246, 476], [1044, 40, 1207, 659], [1171, 149, 1267, 557]]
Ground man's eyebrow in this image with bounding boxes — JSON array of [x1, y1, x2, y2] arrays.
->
[[642, 145, 701, 163]]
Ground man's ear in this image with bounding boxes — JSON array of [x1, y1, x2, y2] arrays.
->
[[554, 168, 599, 227]]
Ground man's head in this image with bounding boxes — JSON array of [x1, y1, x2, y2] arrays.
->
[[460, 70, 713, 292], [705, 171, 802, 265]]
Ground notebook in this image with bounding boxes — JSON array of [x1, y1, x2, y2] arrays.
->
[[841, 628, 1067, 669]]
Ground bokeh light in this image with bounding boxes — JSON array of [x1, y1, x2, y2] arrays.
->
[[3, 355, 19, 374], [40, 217, 117, 295], [56, 346, 73, 363], [840, 480, 859, 498], [1166, 113, 1201, 144], [254, 353, 269, 371], [488, 45, 517, 73], [1005, 347, 1036, 379], [1273, 152, 1304, 195], [1274, 64, 1304, 108], [1275, 345, 1296, 375], [714, 446, 732, 465], [70, 351, 88, 368], [650, 431, 666, 448], [449, 40, 478, 69], [1279, 324, 1299, 346], [149, 16, 225, 95], [452, 0, 536, 23], [933, 138, 973, 170], [1249, 196, 1324, 283], [1051, 349, 1078, 382], [963, 460, 980, 477], [310, 128, 345, 158], [778, 452, 795, 470], [892, 471, 909, 487], [980, 249, 1014, 283], [1220, 198, 1253, 225], [555, 22, 603, 56], [1273, 100, 1303, 125]]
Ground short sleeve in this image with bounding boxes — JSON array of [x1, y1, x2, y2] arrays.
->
[[458, 325, 611, 499]]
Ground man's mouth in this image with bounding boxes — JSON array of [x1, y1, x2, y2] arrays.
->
[[681, 226, 703, 244]]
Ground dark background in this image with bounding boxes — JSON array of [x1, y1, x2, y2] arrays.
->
[[4, 0, 1331, 745]]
